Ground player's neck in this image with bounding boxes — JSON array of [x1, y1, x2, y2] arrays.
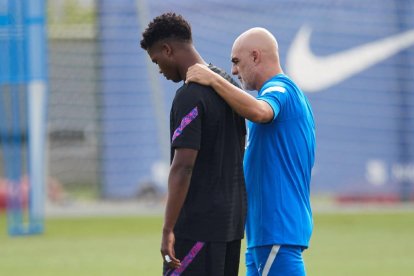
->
[[178, 45, 207, 81]]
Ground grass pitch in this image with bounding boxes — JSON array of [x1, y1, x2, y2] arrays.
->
[[1, 211, 414, 275]]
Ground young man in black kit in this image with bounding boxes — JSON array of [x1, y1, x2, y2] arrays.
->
[[140, 13, 247, 276]]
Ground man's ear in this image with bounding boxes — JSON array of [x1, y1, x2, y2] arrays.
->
[[252, 49, 260, 64], [162, 43, 173, 57]]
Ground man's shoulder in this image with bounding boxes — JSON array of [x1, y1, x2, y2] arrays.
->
[[177, 82, 214, 99], [265, 75, 290, 88], [272, 74, 303, 93], [208, 64, 240, 88], [176, 64, 238, 98], [173, 83, 216, 110], [176, 82, 208, 95], [260, 74, 300, 97]]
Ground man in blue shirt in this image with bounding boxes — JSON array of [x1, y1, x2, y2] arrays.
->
[[186, 27, 315, 275]]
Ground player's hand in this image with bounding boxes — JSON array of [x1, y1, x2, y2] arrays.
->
[[185, 63, 215, 86], [160, 229, 181, 269]]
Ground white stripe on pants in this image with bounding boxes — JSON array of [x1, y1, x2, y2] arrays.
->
[[262, 245, 280, 276]]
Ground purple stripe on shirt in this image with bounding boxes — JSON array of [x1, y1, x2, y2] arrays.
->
[[165, 241, 205, 276], [172, 106, 199, 142]]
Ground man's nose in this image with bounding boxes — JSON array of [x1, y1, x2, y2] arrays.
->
[[231, 66, 238, 75]]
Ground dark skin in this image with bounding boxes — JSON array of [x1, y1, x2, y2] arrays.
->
[[147, 39, 207, 82], [161, 148, 198, 269], [147, 40, 207, 269]]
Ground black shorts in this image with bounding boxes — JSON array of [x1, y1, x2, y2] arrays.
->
[[163, 239, 241, 276]]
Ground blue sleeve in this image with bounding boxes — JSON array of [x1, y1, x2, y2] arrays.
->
[[257, 86, 287, 121]]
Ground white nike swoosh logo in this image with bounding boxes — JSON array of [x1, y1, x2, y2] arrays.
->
[[286, 25, 414, 92]]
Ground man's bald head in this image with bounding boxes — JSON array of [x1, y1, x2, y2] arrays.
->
[[230, 27, 283, 91], [232, 27, 279, 62]]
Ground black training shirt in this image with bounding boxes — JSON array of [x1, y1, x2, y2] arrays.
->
[[170, 65, 247, 242]]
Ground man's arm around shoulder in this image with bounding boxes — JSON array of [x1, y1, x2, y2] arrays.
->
[[186, 64, 273, 123]]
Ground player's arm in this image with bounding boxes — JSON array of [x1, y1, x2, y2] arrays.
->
[[186, 64, 273, 123], [161, 148, 198, 268]]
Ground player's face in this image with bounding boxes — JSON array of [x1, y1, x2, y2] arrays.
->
[[231, 45, 256, 91], [147, 43, 181, 83]]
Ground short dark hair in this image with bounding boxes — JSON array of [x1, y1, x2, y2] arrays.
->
[[140, 13, 192, 50]]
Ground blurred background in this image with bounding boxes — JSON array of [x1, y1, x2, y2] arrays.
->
[[0, 0, 414, 212], [1, 1, 414, 275]]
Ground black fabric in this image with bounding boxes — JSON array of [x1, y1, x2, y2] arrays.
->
[[163, 239, 242, 276], [170, 66, 246, 242]]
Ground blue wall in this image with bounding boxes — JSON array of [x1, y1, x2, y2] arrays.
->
[[98, 0, 414, 199]]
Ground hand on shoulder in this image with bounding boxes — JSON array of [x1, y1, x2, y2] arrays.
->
[[186, 63, 217, 86]]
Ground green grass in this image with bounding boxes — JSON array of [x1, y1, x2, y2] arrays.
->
[[1, 212, 414, 275], [305, 212, 414, 276]]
